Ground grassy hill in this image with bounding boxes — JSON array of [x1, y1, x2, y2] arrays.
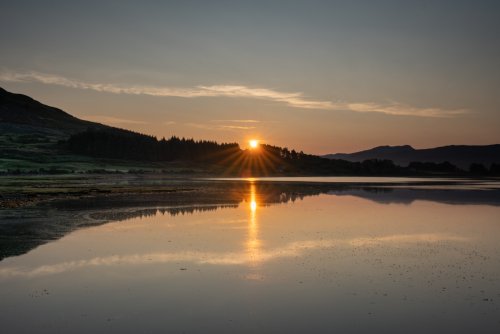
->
[[0, 87, 103, 133], [0, 87, 211, 174]]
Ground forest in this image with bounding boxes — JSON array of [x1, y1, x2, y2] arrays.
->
[[65, 128, 500, 176]]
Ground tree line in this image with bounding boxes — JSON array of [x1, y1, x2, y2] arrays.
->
[[67, 128, 240, 162], [64, 128, 500, 176]]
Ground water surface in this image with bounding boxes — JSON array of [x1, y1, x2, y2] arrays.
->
[[1, 181, 499, 333]]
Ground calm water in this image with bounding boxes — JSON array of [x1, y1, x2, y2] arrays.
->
[[206, 176, 464, 183], [1, 180, 500, 333]]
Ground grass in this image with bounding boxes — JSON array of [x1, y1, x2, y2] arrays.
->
[[0, 124, 217, 174]]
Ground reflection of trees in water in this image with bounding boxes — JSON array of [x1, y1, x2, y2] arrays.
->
[[162, 205, 238, 216], [0, 183, 325, 261], [231, 182, 323, 205], [90, 204, 239, 222], [2, 181, 500, 261], [85, 183, 322, 223]]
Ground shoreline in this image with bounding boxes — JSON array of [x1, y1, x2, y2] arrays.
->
[[1, 174, 499, 209]]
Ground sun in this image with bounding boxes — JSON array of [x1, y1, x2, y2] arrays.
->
[[249, 139, 259, 149]]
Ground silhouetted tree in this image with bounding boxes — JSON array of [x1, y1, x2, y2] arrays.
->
[[469, 163, 488, 175], [408, 161, 460, 174], [67, 128, 239, 162], [489, 163, 500, 176]]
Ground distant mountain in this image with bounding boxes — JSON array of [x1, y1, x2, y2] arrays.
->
[[323, 144, 500, 169], [0, 86, 105, 134]]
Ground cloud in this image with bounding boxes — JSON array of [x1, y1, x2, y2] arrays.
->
[[81, 115, 148, 125], [344, 102, 467, 118], [0, 70, 467, 117], [219, 125, 257, 130], [185, 123, 256, 131], [210, 119, 261, 123]]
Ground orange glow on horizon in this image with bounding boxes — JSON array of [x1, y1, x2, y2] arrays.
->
[[217, 137, 281, 176]]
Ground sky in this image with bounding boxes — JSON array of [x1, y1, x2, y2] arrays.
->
[[1, 0, 499, 154]]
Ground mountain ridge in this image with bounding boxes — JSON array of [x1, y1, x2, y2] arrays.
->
[[0, 86, 106, 134], [324, 144, 500, 169]]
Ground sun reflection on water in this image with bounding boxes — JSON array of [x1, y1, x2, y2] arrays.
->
[[250, 200, 257, 212], [247, 183, 262, 268]]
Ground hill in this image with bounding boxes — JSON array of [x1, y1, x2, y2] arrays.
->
[[0, 87, 210, 173], [0, 87, 105, 134], [323, 144, 500, 169], [0, 87, 259, 175]]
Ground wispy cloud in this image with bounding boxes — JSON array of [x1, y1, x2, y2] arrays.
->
[[0, 70, 467, 117], [210, 119, 261, 123], [219, 125, 257, 130], [81, 115, 148, 125], [185, 123, 256, 131], [344, 102, 466, 118]]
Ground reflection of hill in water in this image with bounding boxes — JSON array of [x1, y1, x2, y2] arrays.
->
[[1, 181, 500, 261], [329, 187, 500, 206]]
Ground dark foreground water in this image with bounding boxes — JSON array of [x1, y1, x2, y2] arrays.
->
[[1, 178, 500, 333]]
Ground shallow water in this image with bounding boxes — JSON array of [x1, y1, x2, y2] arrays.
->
[[206, 176, 500, 189], [206, 176, 463, 183], [1, 181, 500, 333]]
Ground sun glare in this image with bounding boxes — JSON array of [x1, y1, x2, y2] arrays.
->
[[249, 140, 259, 149]]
